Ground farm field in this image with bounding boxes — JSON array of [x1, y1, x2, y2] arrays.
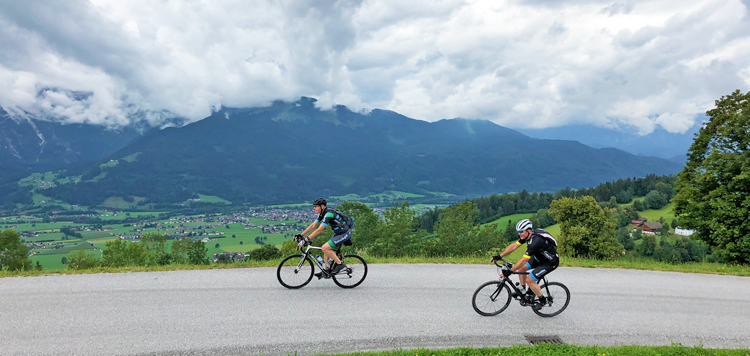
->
[[12, 209, 309, 271]]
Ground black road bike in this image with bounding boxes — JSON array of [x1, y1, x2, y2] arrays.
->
[[472, 257, 570, 317], [276, 238, 367, 289]]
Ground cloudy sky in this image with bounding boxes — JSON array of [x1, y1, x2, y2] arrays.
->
[[1, 0, 749, 134]]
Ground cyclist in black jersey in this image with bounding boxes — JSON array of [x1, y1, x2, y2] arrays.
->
[[295, 198, 350, 279], [491, 219, 559, 311]]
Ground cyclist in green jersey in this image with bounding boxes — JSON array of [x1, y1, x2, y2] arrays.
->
[[295, 198, 350, 278]]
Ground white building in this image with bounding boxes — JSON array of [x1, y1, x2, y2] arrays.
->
[[674, 227, 695, 236]]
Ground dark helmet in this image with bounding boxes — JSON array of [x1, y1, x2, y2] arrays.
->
[[313, 197, 327, 206]]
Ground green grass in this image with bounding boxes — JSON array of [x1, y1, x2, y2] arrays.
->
[[101, 196, 146, 209], [98, 212, 164, 221], [262, 345, 748, 356], [195, 194, 231, 204], [88, 172, 107, 182], [482, 213, 535, 232], [7, 249, 749, 277], [99, 160, 119, 168], [121, 152, 141, 162], [637, 203, 676, 226]]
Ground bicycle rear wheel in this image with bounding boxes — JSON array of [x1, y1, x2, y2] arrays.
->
[[277, 254, 314, 289], [332, 254, 367, 288], [472, 280, 512, 316], [532, 281, 570, 317]]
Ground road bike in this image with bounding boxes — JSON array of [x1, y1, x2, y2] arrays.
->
[[472, 256, 570, 317], [276, 238, 367, 289]]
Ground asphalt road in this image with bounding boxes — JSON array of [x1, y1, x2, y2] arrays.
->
[[2, 264, 749, 355]]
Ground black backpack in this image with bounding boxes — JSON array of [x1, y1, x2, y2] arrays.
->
[[333, 208, 354, 229]]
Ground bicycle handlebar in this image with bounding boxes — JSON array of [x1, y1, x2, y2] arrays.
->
[[492, 256, 528, 275]]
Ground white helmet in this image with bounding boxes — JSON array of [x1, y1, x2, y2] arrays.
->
[[516, 219, 533, 232]]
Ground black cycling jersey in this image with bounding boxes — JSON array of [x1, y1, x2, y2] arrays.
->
[[516, 228, 559, 263], [315, 207, 349, 234]]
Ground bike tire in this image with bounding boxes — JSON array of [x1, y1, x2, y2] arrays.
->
[[332, 254, 367, 289], [277, 254, 314, 289], [472, 280, 512, 316], [532, 281, 570, 317]]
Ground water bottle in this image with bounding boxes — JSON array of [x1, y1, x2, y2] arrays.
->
[[316, 255, 325, 266], [326, 259, 333, 269], [516, 282, 526, 294]]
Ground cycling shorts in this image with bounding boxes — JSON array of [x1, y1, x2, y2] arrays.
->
[[524, 256, 559, 282], [327, 230, 352, 249]]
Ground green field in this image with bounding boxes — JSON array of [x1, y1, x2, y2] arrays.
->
[[637, 203, 677, 227], [483, 213, 535, 232], [195, 194, 231, 204]]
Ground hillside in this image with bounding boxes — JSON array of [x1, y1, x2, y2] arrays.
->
[[29, 98, 684, 207]]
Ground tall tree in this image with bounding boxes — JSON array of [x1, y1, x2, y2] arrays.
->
[[0, 229, 32, 271], [674, 89, 750, 264], [436, 200, 478, 255], [338, 201, 379, 248], [549, 196, 623, 260], [370, 202, 419, 257]]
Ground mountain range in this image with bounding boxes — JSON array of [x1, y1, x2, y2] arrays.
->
[[4, 97, 684, 208], [0, 106, 147, 171], [519, 122, 701, 162]]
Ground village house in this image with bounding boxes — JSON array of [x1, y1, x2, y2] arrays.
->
[[639, 222, 663, 235], [674, 226, 695, 236]]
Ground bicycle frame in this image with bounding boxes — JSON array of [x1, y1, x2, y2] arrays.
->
[[495, 258, 550, 302], [297, 244, 342, 272]]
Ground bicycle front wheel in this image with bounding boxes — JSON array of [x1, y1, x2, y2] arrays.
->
[[472, 280, 512, 316], [532, 281, 570, 317], [332, 254, 367, 288], [277, 254, 314, 289]]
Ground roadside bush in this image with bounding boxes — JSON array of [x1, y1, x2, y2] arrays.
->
[[67, 249, 100, 270], [0, 229, 31, 271], [247, 244, 281, 261], [280, 239, 298, 256]]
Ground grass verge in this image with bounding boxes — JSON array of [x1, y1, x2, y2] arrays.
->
[[2, 254, 749, 278], [310, 344, 749, 355]]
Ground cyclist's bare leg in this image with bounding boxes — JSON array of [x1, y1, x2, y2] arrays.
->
[[321, 243, 342, 268], [517, 264, 529, 289], [526, 275, 542, 297]]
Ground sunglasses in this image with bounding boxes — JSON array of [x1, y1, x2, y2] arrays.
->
[[517, 230, 524, 234]]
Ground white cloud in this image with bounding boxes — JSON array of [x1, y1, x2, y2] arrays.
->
[[0, 0, 748, 133]]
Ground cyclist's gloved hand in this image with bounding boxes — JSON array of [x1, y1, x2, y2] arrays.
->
[[501, 268, 512, 278], [491, 255, 501, 262], [293, 234, 303, 241]]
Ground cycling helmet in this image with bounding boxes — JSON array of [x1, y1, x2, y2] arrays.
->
[[516, 219, 533, 232], [312, 197, 327, 206]]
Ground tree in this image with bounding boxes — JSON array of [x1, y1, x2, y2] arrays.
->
[[0, 229, 32, 271], [187, 240, 209, 265], [67, 249, 100, 270], [170, 239, 191, 264], [102, 239, 149, 267], [435, 201, 478, 256], [338, 201, 380, 248], [141, 233, 171, 265], [674, 89, 750, 264], [247, 244, 281, 261], [643, 190, 668, 210], [502, 221, 517, 242], [369, 202, 420, 258], [549, 196, 623, 260], [637, 234, 656, 256]]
